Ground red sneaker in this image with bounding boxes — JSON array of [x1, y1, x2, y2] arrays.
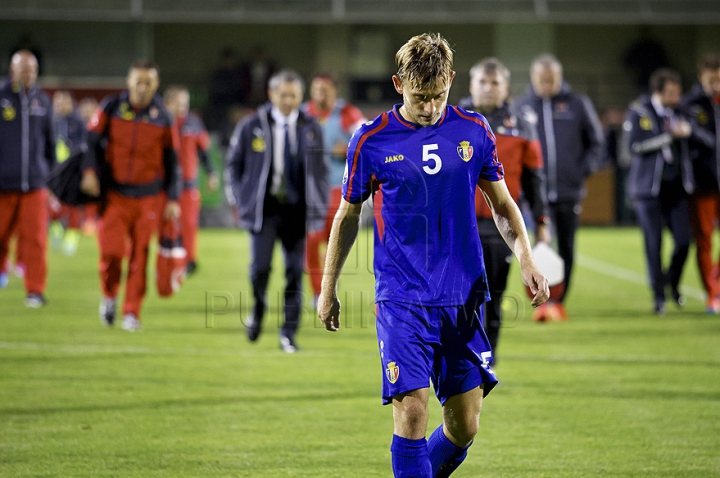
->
[[552, 302, 569, 321], [533, 303, 549, 322]]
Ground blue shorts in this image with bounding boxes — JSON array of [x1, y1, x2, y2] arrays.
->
[[376, 300, 498, 405]]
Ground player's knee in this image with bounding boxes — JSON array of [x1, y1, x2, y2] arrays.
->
[[446, 416, 479, 446], [395, 400, 428, 436]]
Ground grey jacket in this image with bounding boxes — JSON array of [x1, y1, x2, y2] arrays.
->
[[513, 82, 605, 203], [225, 103, 328, 233]]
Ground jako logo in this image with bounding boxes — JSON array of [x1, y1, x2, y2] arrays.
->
[[385, 154, 404, 163]]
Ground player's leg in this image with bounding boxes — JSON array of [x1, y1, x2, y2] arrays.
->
[[122, 195, 162, 321], [0, 192, 20, 288], [662, 194, 691, 306], [633, 197, 665, 312], [689, 192, 718, 311], [391, 388, 432, 478], [18, 189, 49, 299], [377, 301, 438, 477], [278, 205, 305, 351], [180, 187, 201, 273], [553, 199, 580, 305], [97, 193, 132, 325], [428, 385, 484, 478], [430, 304, 498, 477], [247, 213, 280, 340], [479, 229, 512, 360]]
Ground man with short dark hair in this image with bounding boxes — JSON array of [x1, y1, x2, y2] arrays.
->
[[81, 60, 180, 331], [624, 67, 708, 315], [682, 54, 720, 313], [459, 57, 550, 359], [514, 53, 605, 321], [226, 69, 328, 353], [0, 50, 55, 305]]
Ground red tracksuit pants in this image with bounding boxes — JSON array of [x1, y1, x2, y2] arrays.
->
[[179, 186, 200, 265], [690, 191, 720, 299], [0, 188, 48, 294], [98, 191, 163, 318], [305, 186, 343, 296]]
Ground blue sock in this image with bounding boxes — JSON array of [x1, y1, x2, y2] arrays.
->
[[390, 434, 432, 478], [427, 424, 470, 478]]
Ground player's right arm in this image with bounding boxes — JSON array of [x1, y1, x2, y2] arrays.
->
[[318, 198, 363, 332]]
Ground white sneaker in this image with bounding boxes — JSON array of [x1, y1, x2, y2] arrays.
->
[[121, 313, 142, 332], [99, 297, 117, 327]]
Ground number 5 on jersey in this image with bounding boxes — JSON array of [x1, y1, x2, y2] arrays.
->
[[422, 143, 442, 175]]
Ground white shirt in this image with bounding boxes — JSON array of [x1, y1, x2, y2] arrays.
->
[[269, 107, 299, 196], [651, 94, 674, 163]]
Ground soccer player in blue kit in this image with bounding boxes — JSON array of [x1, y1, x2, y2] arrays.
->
[[318, 33, 550, 478]]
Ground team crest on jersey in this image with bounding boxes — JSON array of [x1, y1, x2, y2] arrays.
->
[[639, 116, 652, 131], [386, 361, 400, 384], [457, 141, 474, 162]]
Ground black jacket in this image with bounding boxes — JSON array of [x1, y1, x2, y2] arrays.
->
[[623, 95, 699, 199], [53, 111, 87, 162], [225, 103, 328, 233], [513, 82, 605, 203], [681, 83, 719, 193], [0, 79, 55, 192]]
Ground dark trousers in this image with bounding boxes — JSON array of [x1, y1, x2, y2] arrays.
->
[[633, 188, 691, 303], [479, 223, 513, 358], [250, 201, 306, 338], [549, 200, 581, 303]]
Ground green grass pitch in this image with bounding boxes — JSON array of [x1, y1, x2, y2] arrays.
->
[[1, 227, 719, 477]]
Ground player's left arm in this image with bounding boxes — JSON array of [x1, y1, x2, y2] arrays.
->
[[478, 178, 549, 307]]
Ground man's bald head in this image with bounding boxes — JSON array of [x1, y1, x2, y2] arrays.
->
[[10, 50, 39, 89]]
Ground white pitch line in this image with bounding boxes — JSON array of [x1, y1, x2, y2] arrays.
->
[[576, 253, 705, 302], [0, 341, 338, 357]]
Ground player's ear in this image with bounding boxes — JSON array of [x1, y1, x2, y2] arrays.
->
[[392, 75, 404, 95]]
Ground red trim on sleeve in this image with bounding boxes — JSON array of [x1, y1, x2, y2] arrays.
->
[[344, 113, 389, 202]]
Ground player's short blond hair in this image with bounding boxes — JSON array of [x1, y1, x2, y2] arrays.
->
[[395, 33, 454, 90]]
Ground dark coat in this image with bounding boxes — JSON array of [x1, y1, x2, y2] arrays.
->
[[0, 79, 55, 192], [225, 103, 328, 233], [681, 83, 719, 193], [513, 82, 605, 203]]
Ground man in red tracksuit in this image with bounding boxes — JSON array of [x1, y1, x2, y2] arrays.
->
[[0, 50, 55, 306], [163, 86, 219, 275], [682, 54, 720, 313], [81, 60, 180, 331], [459, 57, 550, 357]]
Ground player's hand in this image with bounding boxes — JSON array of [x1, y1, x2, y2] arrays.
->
[[318, 289, 341, 332], [535, 223, 551, 245], [522, 266, 550, 308], [80, 170, 100, 197], [206, 172, 220, 192], [163, 201, 181, 220]]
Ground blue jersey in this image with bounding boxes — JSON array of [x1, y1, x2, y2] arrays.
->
[[343, 104, 504, 306]]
